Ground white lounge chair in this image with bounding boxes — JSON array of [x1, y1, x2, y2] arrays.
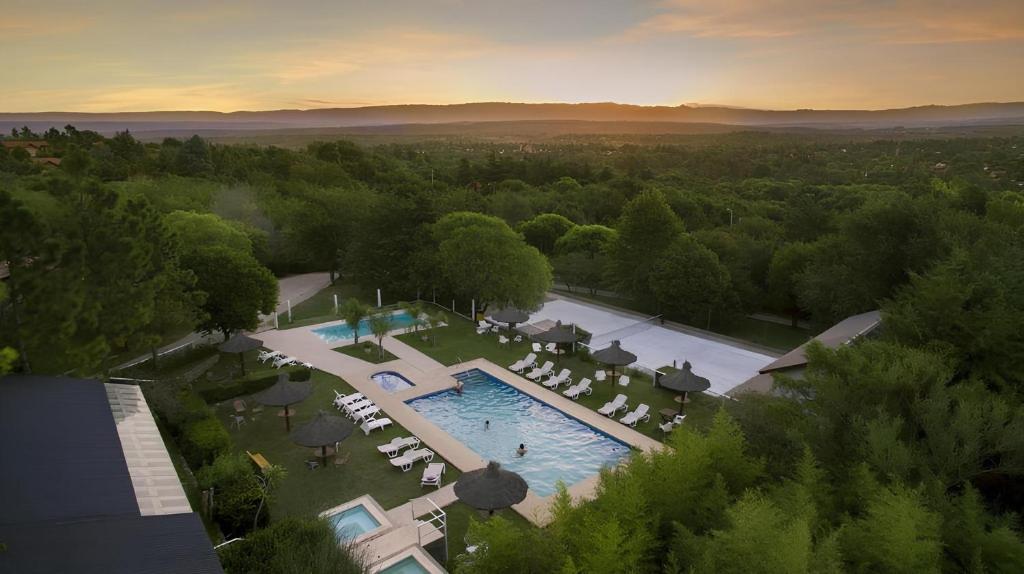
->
[[273, 356, 297, 369], [333, 391, 364, 409], [361, 417, 393, 435], [618, 375, 631, 387], [543, 369, 572, 389], [660, 414, 686, 434], [389, 447, 434, 471], [545, 342, 558, 353], [352, 405, 381, 422], [258, 350, 281, 363], [476, 320, 496, 335], [508, 352, 537, 373], [344, 399, 374, 417], [526, 361, 554, 381], [377, 436, 421, 458], [598, 394, 629, 417], [563, 378, 592, 400], [619, 404, 650, 427], [498, 335, 510, 345], [420, 462, 445, 488], [532, 343, 542, 353], [302, 362, 314, 369], [513, 334, 523, 343], [595, 370, 607, 383]]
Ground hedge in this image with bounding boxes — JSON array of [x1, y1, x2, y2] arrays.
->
[[198, 368, 312, 403], [182, 416, 232, 468]]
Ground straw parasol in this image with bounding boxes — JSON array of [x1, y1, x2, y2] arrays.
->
[[658, 361, 711, 413], [218, 334, 263, 376], [253, 374, 313, 431], [533, 320, 578, 362], [290, 410, 355, 469], [487, 307, 530, 331], [591, 340, 637, 387], [454, 461, 528, 515]]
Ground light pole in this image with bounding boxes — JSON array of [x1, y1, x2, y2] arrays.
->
[[727, 208, 733, 227]]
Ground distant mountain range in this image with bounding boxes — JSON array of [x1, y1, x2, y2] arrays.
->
[[3, 102, 1024, 136]]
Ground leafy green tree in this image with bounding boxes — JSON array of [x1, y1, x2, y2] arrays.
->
[[694, 493, 813, 574], [456, 515, 567, 574], [553, 251, 607, 294], [767, 242, 815, 326], [840, 485, 942, 574], [648, 235, 735, 325], [176, 135, 213, 176], [431, 212, 552, 310], [608, 190, 683, 299], [341, 298, 372, 344], [164, 210, 253, 254], [183, 245, 278, 340], [197, 453, 269, 537], [518, 213, 576, 255], [554, 224, 617, 257], [218, 517, 368, 574], [369, 312, 392, 359], [277, 185, 372, 281]]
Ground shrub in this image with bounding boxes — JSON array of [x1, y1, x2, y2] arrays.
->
[[290, 368, 312, 382], [198, 367, 310, 403], [218, 517, 368, 574], [197, 453, 266, 537], [182, 416, 231, 468]]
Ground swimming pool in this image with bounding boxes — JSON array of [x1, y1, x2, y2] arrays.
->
[[378, 556, 430, 574], [371, 371, 415, 393], [313, 311, 416, 344], [327, 504, 381, 540], [406, 369, 631, 497]]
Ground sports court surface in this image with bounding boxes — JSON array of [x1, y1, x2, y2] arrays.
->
[[527, 297, 776, 396]]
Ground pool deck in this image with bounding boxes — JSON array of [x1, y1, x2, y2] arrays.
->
[[257, 322, 665, 528]]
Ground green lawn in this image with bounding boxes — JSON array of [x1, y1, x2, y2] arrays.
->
[[553, 289, 811, 352], [282, 281, 404, 329], [333, 342, 398, 364], [215, 369, 461, 518], [395, 314, 724, 439]]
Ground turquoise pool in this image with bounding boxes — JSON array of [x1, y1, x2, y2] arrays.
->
[[379, 556, 430, 574], [327, 505, 380, 540], [313, 311, 416, 344], [406, 369, 631, 497], [372, 371, 415, 393]]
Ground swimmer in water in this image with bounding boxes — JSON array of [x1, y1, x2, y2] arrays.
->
[[516, 443, 527, 456], [484, 420, 490, 430]]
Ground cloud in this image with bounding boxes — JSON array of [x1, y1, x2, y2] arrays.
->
[[251, 28, 496, 83], [0, 14, 95, 37], [71, 84, 261, 112], [619, 0, 1024, 44]]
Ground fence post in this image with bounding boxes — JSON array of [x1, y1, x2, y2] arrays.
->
[[377, 289, 382, 308], [333, 294, 339, 314], [274, 313, 279, 329], [452, 299, 456, 312], [471, 299, 475, 322], [287, 300, 292, 323]]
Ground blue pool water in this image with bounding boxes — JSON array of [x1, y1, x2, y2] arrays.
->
[[313, 311, 416, 344], [327, 505, 381, 539], [380, 556, 430, 574], [372, 371, 415, 393], [406, 369, 631, 496]]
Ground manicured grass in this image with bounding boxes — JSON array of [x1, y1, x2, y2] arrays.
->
[[553, 289, 811, 352], [215, 369, 461, 518], [395, 314, 724, 439], [283, 281, 404, 329], [333, 342, 399, 364]]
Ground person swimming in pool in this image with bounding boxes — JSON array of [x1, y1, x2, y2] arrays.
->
[[484, 420, 490, 430], [454, 380, 464, 395], [516, 443, 527, 456]]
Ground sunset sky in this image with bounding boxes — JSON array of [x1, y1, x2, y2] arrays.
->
[[3, 0, 1023, 112]]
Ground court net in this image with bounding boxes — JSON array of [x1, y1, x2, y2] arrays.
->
[[586, 314, 662, 349]]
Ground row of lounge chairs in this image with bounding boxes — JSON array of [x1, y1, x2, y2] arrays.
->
[[375, 435, 445, 486], [332, 390, 393, 435], [258, 350, 314, 370], [597, 394, 651, 427]]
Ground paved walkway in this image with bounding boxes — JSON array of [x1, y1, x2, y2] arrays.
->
[[256, 322, 665, 528]]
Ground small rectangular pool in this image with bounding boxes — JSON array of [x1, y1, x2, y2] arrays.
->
[[313, 311, 416, 344], [379, 556, 430, 574], [406, 369, 631, 496], [371, 371, 415, 393], [327, 504, 381, 540]]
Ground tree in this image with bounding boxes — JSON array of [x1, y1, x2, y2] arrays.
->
[[277, 185, 372, 282], [196, 452, 266, 536], [164, 210, 253, 254], [553, 251, 607, 294], [0, 284, 17, 374], [341, 298, 372, 344], [840, 486, 942, 574], [218, 517, 368, 574], [767, 242, 815, 326], [183, 245, 278, 340], [369, 312, 392, 360], [518, 213, 576, 255], [176, 135, 213, 176], [648, 235, 734, 325], [427, 310, 447, 346], [432, 212, 552, 310], [554, 224, 617, 257], [608, 191, 683, 299]]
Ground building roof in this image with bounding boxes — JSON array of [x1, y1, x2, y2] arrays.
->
[[31, 156, 62, 166], [1, 140, 47, 149], [758, 310, 882, 374], [0, 375, 222, 574]]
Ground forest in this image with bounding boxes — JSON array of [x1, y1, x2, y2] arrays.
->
[[2, 125, 1024, 572]]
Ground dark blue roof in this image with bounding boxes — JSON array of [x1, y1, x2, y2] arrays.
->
[[0, 375, 139, 524], [0, 375, 222, 574]]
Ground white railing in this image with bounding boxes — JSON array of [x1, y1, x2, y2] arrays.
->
[[413, 497, 447, 562]]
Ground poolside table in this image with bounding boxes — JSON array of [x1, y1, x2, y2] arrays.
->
[[659, 408, 677, 423]]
